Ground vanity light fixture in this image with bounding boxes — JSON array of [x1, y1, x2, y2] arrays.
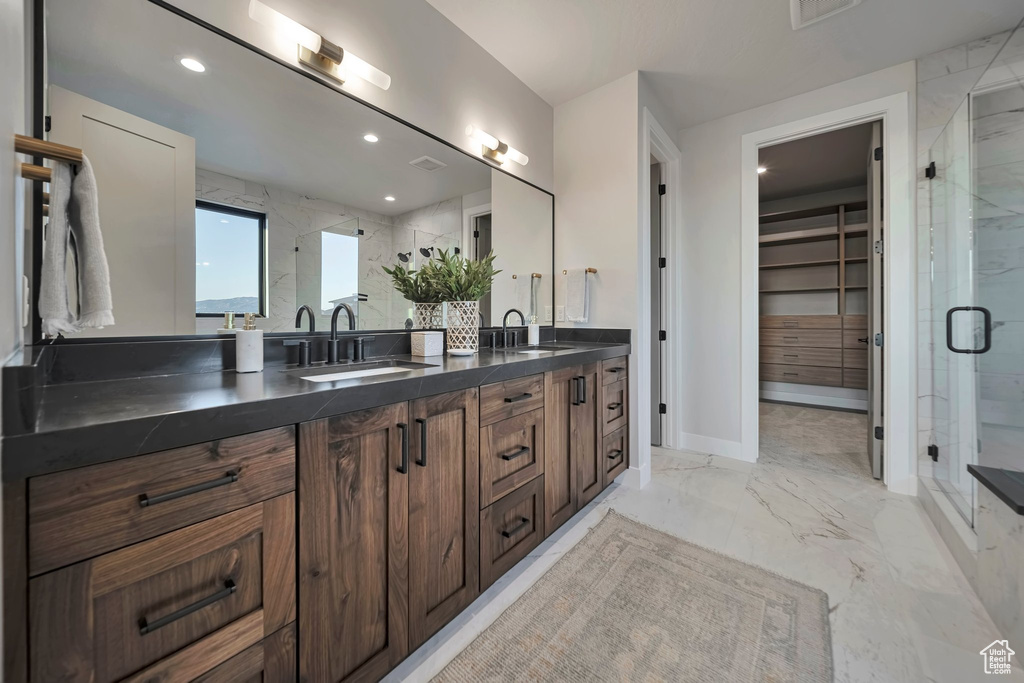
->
[[363, 133, 379, 143], [465, 125, 529, 166], [248, 0, 391, 90], [179, 57, 206, 73], [757, 166, 768, 174], [384, 195, 396, 202]]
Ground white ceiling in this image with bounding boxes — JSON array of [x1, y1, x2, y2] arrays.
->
[[425, 0, 1024, 129], [758, 122, 873, 202], [46, 0, 490, 217]]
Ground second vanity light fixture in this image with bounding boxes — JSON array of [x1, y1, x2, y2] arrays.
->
[[465, 125, 529, 166], [248, 0, 391, 90]]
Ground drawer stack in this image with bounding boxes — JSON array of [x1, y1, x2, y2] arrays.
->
[[842, 314, 868, 388], [26, 427, 297, 682], [600, 357, 629, 485], [759, 315, 843, 387]]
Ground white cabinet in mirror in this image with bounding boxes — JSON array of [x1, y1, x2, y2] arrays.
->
[[40, 0, 553, 339]]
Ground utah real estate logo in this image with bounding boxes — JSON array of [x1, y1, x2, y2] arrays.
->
[[980, 640, 1015, 675]]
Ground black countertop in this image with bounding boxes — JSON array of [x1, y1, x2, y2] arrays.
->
[[1, 341, 629, 480], [968, 464, 1024, 515]]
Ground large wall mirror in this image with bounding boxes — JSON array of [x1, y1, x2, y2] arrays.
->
[[39, 0, 553, 338]]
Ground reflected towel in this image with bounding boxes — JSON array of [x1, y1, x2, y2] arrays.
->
[[565, 269, 589, 323], [39, 155, 114, 335], [515, 275, 534, 320]]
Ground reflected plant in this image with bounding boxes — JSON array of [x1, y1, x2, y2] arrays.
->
[[382, 262, 442, 303], [425, 249, 500, 302]]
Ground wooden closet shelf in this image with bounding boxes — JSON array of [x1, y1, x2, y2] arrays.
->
[[845, 256, 868, 263], [759, 258, 840, 270], [844, 285, 868, 290], [759, 286, 839, 294], [758, 230, 838, 246], [844, 225, 869, 235]]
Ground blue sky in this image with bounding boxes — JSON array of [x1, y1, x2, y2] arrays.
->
[[195, 206, 260, 301]]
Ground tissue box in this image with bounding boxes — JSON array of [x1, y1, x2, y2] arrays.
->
[[411, 331, 444, 357]]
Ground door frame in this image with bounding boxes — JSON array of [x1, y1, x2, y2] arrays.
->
[[740, 92, 915, 494], [635, 107, 681, 488], [461, 203, 492, 261]]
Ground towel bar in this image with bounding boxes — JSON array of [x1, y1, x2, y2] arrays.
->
[[14, 134, 84, 182], [511, 273, 543, 279], [561, 268, 598, 275]]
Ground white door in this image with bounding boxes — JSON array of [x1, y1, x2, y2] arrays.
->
[[48, 86, 196, 336], [866, 121, 884, 478]]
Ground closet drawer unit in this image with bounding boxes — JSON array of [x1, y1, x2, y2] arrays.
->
[[843, 315, 867, 330], [480, 476, 545, 590], [480, 374, 545, 426], [603, 426, 628, 485], [843, 349, 868, 369], [29, 495, 296, 683], [28, 426, 296, 576], [842, 328, 869, 349], [759, 346, 842, 367], [843, 368, 868, 389], [760, 329, 842, 349], [760, 363, 842, 387], [480, 408, 545, 508], [601, 378, 628, 436], [601, 356, 629, 385], [759, 315, 841, 329], [192, 623, 296, 683]]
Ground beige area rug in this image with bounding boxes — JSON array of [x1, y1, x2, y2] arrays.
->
[[435, 511, 832, 682]]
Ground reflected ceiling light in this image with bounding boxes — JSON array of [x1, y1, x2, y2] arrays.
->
[[757, 166, 767, 174], [384, 195, 396, 202], [363, 133, 379, 143], [465, 125, 529, 166], [179, 57, 206, 73], [248, 0, 391, 90]]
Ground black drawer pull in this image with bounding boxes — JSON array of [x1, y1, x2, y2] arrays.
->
[[397, 422, 409, 474], [783, 320, 799, 328], [500, 516, 530, 538], [139, 471, 238, 508], [139, 579, 236, 635], [501, 445, 531, 461], [783, 372, 798, 377], [577, 376, 587, 405], [607, 402, 622, 410], [607, 366, 625, 373], [607, 448, 623, 459], [504, 392, 533, 403], [783, 336, 799, 342], [415, 417, 428, 467], [571, 377, 579, 406]]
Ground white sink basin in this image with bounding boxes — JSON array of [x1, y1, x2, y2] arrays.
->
[[302, 366, 414, 382]]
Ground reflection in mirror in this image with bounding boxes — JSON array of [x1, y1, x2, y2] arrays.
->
[[43, 0, 552, 337]]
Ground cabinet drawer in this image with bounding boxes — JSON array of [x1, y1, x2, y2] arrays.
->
[[759, 346, 842, 367], [760, 364, 842, 386], [480, 476, 545, 590], [601, 378, 628, 436], [30, 495, 296, 683], [193, 623, 296, 683], [479, 374, 544, 426], [844, 349, 867, 369], [29, 426, 295, 576], [843, 328, 869, 349], [600, 356, 628, 385], [603, 426, 628, 485], [481, 408, 545, 507], [844, 368, 868, 389], [843, 315, 867, 329], [760, 329, 842, 348], [760, 315, 841, 329]]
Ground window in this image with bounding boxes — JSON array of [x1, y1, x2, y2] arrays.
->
[[195, 201, 266, 317], [319, 231, 359, 312]]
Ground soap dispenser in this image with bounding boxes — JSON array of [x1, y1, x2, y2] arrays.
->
[[235, 313, 264, 373], [528, 315, 540, 346]]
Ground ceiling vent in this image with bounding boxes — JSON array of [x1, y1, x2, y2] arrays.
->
[[790, 0, 862, 29], [409, 155, 447, 172]]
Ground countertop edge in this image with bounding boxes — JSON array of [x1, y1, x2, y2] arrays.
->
[[968, 464, 1024, 516]]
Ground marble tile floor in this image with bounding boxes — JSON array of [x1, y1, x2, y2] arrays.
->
[[387, 405, 1021, 682]]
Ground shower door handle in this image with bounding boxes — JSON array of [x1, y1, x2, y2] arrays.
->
[[946, 306, 992, 354]]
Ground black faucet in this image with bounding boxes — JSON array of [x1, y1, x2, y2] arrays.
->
[[295, 305, 315, 333], [501, 308, 525, 348], [328, 303, 356, 363]]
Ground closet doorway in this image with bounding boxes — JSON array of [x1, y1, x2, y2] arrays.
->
[[756, 121, 884, 480]]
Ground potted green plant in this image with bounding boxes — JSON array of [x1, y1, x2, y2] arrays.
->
[[424, 249, 500, 354], [382, 262, 444, 329]]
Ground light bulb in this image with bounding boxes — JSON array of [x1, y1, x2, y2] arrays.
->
[[504, 146, 529, 166], [384, 195, 396, 202], [248, 0, 322, 54], [465, 125, 500, 151], [757, 166, 767, 174], [341, 51, 391, 90], [179, 57, 206, 73], [363, 133, 378, 143]]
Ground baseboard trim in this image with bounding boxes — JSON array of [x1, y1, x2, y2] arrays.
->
[[676, 432, 747, 462], [759, 389, 867, 412]]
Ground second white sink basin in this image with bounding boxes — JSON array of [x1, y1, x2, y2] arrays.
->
[[302, 366, 414, 382]]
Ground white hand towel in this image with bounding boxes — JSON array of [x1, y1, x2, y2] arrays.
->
[[514, 275, 534, 319], [565, 269, 589, 323], [39, 155, 114, 336]]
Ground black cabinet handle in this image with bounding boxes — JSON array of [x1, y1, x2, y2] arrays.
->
[[607, 402, 622, 410], [500, 446, 531, 461], [500, 516, 530, 538], [139, 471, 239, 508], [607, 448, 623, 459], [571, 377, 579, 406], [946, 306, 992, 354], [504, 392, 533, 403], [607, 366, 625, 374], [858, 337, 869, 344], [139, 579, 236, 635], [577, 376, 587, 405], [415, 417, 428, 467], [397, 423, 409, 474]]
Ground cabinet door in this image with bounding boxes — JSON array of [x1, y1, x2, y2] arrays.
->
[[409, 389, 480, 649], [298, 404, 409, 682], [575, 362, 602, 508], [543, 366, 579, 536]]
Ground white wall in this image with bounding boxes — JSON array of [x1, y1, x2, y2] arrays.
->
[[674, 62, 916, 451], [166, 0, 554, 192]]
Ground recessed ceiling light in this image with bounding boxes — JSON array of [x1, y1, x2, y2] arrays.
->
[[384, 195, 396, 202], [220, 219, 230, 224], [179, 57, 206, 73], [757, 166, 767, 174], [363, 133, 379, 143]]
